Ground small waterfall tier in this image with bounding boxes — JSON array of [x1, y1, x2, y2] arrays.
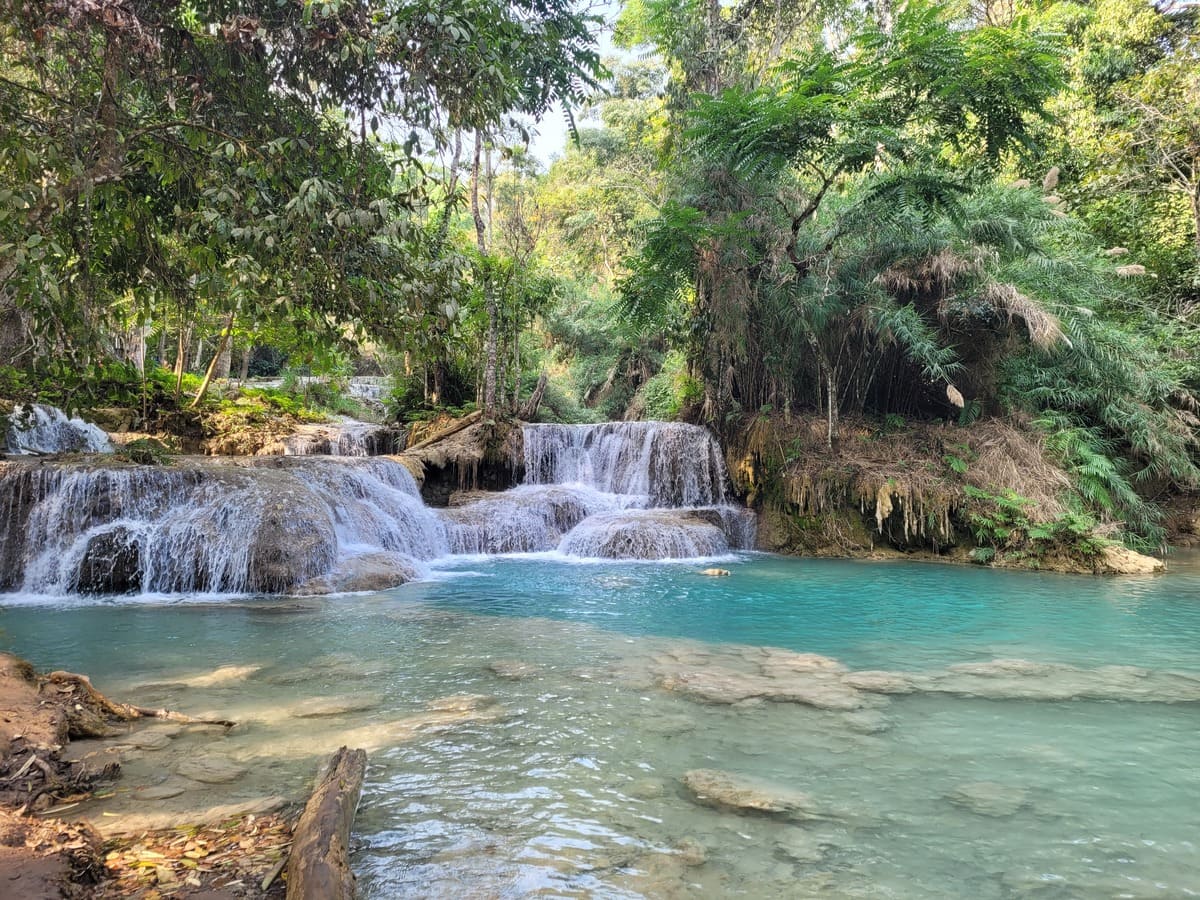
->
[[271, 418, 404, 457], [3, 404, 113, 455], [448, 422, 755, 560], [0, 457, 445, 596]]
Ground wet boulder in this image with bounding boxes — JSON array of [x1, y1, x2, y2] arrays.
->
[[72, 527, 142, 595], [246, 483, 338, 592]]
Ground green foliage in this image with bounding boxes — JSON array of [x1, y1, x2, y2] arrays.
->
[[963, 485, 1108, 562]]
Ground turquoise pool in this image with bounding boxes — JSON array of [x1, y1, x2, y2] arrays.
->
[[2, 553, 1198, 897]]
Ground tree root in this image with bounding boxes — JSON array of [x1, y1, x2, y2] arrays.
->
[[44, 671, 236, 736]]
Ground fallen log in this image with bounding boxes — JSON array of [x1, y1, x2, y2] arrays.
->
[[402, 409, 482, 452], [286, 746, 367, 900]]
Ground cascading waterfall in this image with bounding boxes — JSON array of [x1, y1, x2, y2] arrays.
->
[[448, 422, 755, 559], [0, 458, 444, 596], [0, 419, 754, 597], [3, 404, 113, 455]]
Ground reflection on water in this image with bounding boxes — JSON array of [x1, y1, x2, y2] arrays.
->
[[1, 554, 1199, 898]]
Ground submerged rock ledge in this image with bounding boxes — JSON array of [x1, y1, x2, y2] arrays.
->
[[652, 646, 1200, 708]]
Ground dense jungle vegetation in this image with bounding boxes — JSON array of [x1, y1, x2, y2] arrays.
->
[[1, 0, 1197, 551]]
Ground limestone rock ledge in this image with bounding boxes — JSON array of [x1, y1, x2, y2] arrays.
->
[[1096, 545, 1164, 575]]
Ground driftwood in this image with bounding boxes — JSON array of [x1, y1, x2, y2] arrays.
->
[[286, 746, 367, 900], [45, 671, 236, 735], [403, 409, 482, 453]]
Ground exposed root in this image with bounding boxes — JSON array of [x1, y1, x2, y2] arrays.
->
[[45, 671, 237, 735]]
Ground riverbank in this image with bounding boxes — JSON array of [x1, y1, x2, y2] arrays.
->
[[725, 413, 1193, 576], [0, 652, 298, 898]]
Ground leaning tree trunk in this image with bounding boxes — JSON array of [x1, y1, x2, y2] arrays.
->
[[520, 370, 549, 420], [189, 310, 236, 408]]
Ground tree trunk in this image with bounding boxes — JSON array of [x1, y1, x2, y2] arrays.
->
[[239, 345, 251, 381], [471, 132, 498, 418], [213, 337, 232, 381], [286, 747, 366, 900], [189, 311, 236, 408], [520, 370, 549, 420], [173, 326, 190, 398]]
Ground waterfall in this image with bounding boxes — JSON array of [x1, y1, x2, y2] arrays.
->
[[4, 404, 113, 455], [0, 458, 445, 597], [522, 422, 728, 506], [0, 419, 754, 597], [447, 422, 755, 560], [276, 419, 405, 457]]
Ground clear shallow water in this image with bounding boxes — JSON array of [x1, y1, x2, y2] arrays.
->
[[2, 553, 1199, 898]]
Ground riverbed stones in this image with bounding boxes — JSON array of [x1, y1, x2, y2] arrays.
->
[[126, 729, 173, 751], [672, 837, 707, 866], [946, 781, 1029, 817], [841, 670, 917, 694], [660, 666, 871, 711], [774, 828, 830, 864], [629, 778, 666, 800], [176, 755, 247, 785], [682, 769, 820, 820]]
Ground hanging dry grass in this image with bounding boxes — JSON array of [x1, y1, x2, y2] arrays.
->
[[727, 412, 1073, 550], [981, 283, 1066, 351]]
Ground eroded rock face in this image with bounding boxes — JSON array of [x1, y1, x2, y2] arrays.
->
[[71, 526, 143, 594], [0, 457, 439, 596], [559, 510, 730, 559], [682, 769, 821, 819], [246, 485, 338, 592]]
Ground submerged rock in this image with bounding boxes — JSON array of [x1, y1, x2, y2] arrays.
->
[[291, 694, 382, 718], [176, 756, 247, 785], [487, 659, 542, 679], [682, 768, 821, 820], [774, 828, 831, 864], [672, 837, 708, 867], [180, 665, 261, 688], [660, 665, 870, 711], [946, 781, 1029, 817]]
